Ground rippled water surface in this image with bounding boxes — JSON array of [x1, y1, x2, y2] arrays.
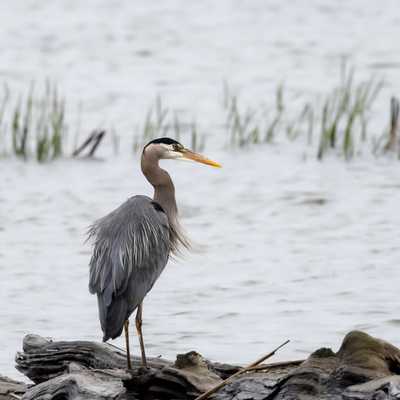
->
[[2, 0, 400, 380]]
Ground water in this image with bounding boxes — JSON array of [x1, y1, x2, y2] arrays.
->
[[2, 0, 400, 381]]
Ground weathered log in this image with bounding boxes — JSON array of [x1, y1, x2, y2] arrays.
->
[[215, 330, 400, 400], [15, 335, 231, 399], [21, 364, 128, 400], [14, 330, 400, 400], [15, 334, 238, 384], [0, 375, 27, 400], [123, 352, 223, 399], [15, 334, 170, 384]]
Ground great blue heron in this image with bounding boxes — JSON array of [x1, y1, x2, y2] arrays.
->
[[88, 137, 221, 368]]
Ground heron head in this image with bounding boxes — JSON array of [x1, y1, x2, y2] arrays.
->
[[143, 137, 221, 168]]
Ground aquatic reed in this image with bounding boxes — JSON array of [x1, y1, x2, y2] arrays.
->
[[0, 64, 390, 163], [0, 84, 10, 158], [132, 95, 206, 153], [383, 97, 400, 156], [225, 64, 384, 161], [223, 82, 273, 147], [1, 80, 67, 162], [316, 65, 383, 160]]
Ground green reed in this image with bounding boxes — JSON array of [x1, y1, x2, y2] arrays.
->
[[225, 63, 384, 161], [0, 64, 390, 163], [1, 80, 67, 162], [0, 84, 10, 157], [265, 83, 284, 143], [133, 95, 206, 153], [316, 65, 383, 160], [223, 85, 259, 147]]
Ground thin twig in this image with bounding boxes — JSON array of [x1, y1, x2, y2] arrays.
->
[[246, 358, 304, 372], [88, 130, 105, 157], [72, 131, 97, 157], [72, 130, 105, 157], [194, 340, 290, 400]]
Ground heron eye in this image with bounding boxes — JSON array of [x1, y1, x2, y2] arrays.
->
[[172, 144, 183, 151]]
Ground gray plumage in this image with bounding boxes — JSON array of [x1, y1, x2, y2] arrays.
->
[[88, 139, 193, 346], [88, 195, 170, 341], [87, 138, 218, 365]]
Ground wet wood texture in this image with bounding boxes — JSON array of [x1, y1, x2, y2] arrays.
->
[[9, 331, 400, 399]]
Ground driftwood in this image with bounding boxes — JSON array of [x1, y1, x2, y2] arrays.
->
[[15, 334, 237, 399], [195, 340, 290, 400], [0, 375, 27, 400], [215, 330, 400, 400], [10, 330, 400, 399]]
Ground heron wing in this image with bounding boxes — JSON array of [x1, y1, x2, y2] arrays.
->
[[88, 195, 170, 340]]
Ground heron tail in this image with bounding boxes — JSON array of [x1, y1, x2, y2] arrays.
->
[[98, 291, 129, 341]]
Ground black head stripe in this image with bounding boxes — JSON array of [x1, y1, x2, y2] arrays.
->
[[144, 137, 182, 149]]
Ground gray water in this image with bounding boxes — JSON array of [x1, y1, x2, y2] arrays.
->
[[2, 0, 400, 380]]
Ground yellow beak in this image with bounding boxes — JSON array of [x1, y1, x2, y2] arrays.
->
[[180, 149, 222, 168]]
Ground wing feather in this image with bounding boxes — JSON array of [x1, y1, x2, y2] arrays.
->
[[88, 195, 170, 340]]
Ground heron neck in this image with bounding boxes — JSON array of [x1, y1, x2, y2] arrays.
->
[[153, 178, 178, 220], [141, 155, 178, 220]]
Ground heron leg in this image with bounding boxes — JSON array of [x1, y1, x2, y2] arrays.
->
[[135, 303, 147, 367], [124, 320, 132, 370]]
